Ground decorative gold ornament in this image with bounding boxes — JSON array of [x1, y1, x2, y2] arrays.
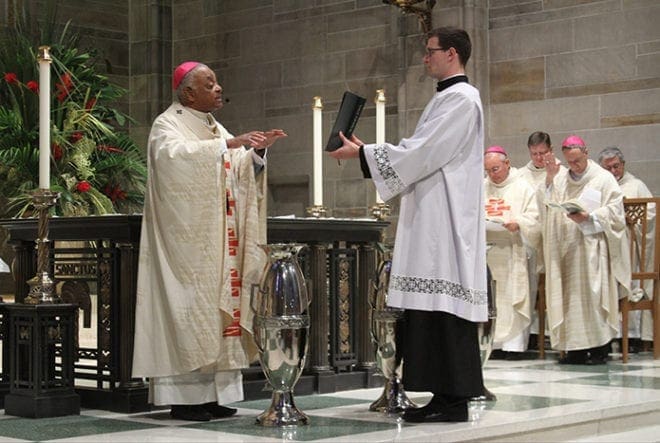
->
[[370, 202, 391, 220], [306, 205, 328, 218], [383, 0, 436, 33]]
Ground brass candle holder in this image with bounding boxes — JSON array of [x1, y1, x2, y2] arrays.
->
[[306, 205, 328, 218], [370, 202, 391, 221], [25, 189, 60, 304]]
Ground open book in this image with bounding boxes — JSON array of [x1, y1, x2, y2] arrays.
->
[[546, 199, 586, 214], [325, 92, 366, 151], [546, 188, 601, 214]]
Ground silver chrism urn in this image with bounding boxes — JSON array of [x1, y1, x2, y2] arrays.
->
[[251, 243, 311, 426], [368, 245, 416, 414]]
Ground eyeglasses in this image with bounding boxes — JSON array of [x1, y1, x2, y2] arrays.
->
[[424, 47, 449, 57]]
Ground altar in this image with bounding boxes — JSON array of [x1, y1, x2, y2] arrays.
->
[[0, 215, 389, 412]]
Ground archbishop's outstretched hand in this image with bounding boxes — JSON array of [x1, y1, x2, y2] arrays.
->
[[258, 129, 288, 149], [228, 129, 287, 150]]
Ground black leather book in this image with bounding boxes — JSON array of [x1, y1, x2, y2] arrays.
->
[[325, 91, 366, 151]]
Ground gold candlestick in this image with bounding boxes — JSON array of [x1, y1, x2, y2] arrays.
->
[[306, 205, 328, 218], [25, 189, 60, 304], [370, 202, 391, 221]]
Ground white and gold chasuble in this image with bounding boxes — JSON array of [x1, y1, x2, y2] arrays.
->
[[484, 170, 541, 350], [363, 82, 488, 322], [518, 161, 565, 274], [541, 160, 631, 351], [133, 102, 267, 387]]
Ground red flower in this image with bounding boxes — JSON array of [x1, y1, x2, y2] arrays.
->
[[69, 132, 83, 143], [51, 143, 63, 161], [76, 181, 91, 193], [97, 144, 123, 153], [26, 80, 39, 93], [3, 72, 18, 84], [104, 184, 127, 202], [55, 72, 73, 102], [84, 98, 96, 110]]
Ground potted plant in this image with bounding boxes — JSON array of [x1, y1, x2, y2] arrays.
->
[[0, 16, 146, 218]]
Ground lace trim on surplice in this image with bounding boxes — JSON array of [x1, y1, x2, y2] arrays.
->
[[373, 145, 405, 195], [391, 274, 487, 306]]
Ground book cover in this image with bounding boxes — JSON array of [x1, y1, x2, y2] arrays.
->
[[325, 91, 366, 151]]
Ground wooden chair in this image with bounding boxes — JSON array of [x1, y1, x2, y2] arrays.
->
[[621, 197, 660, 363], [536, 273, 546, 359]]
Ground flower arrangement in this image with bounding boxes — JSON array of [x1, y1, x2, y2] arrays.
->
[[0, 18, 146, 218]]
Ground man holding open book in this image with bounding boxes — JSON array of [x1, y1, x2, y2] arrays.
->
[[329, 27, 486, 423], [540, 135, 631, 364], [484, 146, 541, 360]]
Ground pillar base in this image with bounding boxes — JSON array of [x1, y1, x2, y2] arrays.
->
[[4, 392, 80, 418]]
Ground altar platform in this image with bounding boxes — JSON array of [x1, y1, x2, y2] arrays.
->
[[0, 352, 657, 442]]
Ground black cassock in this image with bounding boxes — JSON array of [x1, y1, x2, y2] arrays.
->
[[398, 266, 491, 400], [400, 310, 484, 399]]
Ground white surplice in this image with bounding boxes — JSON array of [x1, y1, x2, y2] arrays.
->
[[541, 160, 631, 351], [133, 103, 267, 405], [485, 170, 541, 351], [618, 171, 655, 341], [363, 82, 487, 322]]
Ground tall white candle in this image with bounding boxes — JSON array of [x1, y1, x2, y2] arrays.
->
[[312, 96, 323, 206], [375, 89, 386, 204], [38, 46, 52, 190]]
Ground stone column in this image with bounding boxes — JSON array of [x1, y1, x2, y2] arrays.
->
[[128, 0, 172, 146]]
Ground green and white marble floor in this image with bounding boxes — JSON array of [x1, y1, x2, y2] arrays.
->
[[0, 353, 658, 442]]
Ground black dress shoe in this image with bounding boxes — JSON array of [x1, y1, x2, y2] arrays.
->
[[399, 402, 433, 420], [489, 349, 508, 360], [558, 350, 588, 365], [170, 404, 212, 421], [482, 386, 497, 401], [402, 401, 468, 423], [202, 402, 237, 418]]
